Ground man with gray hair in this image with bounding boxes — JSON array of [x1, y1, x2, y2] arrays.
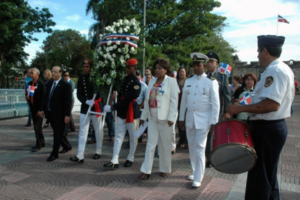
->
[[27, 68, 46, 152]]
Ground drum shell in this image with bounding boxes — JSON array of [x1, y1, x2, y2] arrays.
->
[[210, 119, 257, 174], [212, 119, 254, 149]]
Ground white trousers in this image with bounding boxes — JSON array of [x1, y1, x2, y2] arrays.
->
[[172, 121, 176, 151], [140, 108, 173, 174], [111, 117, 138, 164], [186, 127, 209, 183], [77, 114, 103, 159]]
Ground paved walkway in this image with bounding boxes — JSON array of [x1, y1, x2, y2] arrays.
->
[[0, 96, 300, 200]]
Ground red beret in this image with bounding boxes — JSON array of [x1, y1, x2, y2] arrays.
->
[[126, 58, 138, 66], [83, 59, 93, 65]]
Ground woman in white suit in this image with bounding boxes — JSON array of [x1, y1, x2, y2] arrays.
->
[[139, 58, 179, 179]]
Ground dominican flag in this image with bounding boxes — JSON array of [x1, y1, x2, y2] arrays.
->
[[218, 62, 232, 76], [240, 92, 252, 105], [28, 85, 35, 97], [278, 15, 289, 24]]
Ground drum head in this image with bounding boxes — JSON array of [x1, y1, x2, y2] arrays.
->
[[210, 144, 256, 174]]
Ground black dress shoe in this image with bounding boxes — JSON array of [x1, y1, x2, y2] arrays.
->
[[124, 160, 133, 167], [59, 149, 72, 154], [69, 156, 84, 163], [32, 147, 40, 152], [93, 154, 101, 159], [103, 162, 119, 169], [47, 156, 57, 162]]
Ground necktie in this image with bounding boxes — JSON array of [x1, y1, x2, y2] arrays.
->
[[48, 82, 56, 110], [30, 81, 35, 104]]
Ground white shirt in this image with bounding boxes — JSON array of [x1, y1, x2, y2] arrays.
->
[[179, 73, 220, 130], [250, 59, 294, 120]]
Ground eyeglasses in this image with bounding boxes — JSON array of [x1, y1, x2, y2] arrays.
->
[[64, 75, 69, 77]]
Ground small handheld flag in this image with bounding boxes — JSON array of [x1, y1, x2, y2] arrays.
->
[[239, 92, 252, 105], [29, 85, 35, 97], [218, 62, 232, 76], [278, 15, 289, 24]]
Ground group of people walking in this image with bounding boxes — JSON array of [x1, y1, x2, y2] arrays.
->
[[25, 35, 294, 199]]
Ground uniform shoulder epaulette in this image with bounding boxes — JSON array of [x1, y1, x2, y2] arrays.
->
[[207, 76, 216, 80]]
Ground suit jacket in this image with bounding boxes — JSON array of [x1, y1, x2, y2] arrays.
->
[[141, 75, 179, 122], [44, 78, 72, 122], [77, 74, 103, 115], [179, 74, 220, 130], [208, 71, 230, 114], [27, 79, 45, 115], [114, 75, 141, 119]]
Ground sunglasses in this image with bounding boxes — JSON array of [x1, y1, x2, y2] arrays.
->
[[64, 75, 69, 77]]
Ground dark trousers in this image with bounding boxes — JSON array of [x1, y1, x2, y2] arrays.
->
[[177, 110, 187, 145], [205, 132, 212, 163], [68, 100, 75, 132], [245, 119, 287, 200], [32, 115, 45, 148], [49, 116, 72, 158], [27, 102, 32, 125]]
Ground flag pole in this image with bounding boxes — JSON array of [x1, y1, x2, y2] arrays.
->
[[276, 14, 278, 35], [142, 0, 146, 77]]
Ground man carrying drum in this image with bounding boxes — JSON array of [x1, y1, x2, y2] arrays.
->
[[225, 35, 294, 200], [179, 52, 220, 187]]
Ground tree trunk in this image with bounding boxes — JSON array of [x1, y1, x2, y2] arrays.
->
[[96, 23, 100, 44]]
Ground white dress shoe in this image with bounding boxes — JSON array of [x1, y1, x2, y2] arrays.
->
[[187, 175, 194, 180], [192, 181, 201, 188]]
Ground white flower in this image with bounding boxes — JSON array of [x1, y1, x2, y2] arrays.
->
[[130, 47, 134, 51], [124, 28, 127, 32], [125, 44, 129, 48], [119, 19, 123, 25], [103, 54, 108, 59], [124, 19, 129, 25], [116, 41, 120, 45], [118, 48, 121, 52], [118, 29, 123, 33], [106, 78, 111, 85], [116, 23, 120, 27], [125, 54, 130, 59], [112, 54, 116, 58], [126, 37, 130, 40], [113, 45, 117, 49], [126, 26, 130, 30], [107, 41, 112, 46], [105, 60, 108, 64]]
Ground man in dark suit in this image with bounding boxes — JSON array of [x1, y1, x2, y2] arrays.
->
[[44, 66, 72, 162], [205, 51, 231, 168], [27, 68, 45, 152], [63, 70, 76, 133]]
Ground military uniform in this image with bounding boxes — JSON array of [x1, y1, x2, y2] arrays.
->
[[245, 35, 294, 200], [104, 58, 141, 168], [72, 60, 104, 161], [180, 53, 220, 187], [205, 51, 230, 168]]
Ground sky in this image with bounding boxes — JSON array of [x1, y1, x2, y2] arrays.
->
[[25, 0, 300, 64]]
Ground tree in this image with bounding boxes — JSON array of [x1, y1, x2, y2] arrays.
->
[[42, 29, 92, 75], [0, 0, 55, 65], [30, 51, 47, 76]]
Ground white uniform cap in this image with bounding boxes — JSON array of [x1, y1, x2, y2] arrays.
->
[[190, 52, 209, 62]]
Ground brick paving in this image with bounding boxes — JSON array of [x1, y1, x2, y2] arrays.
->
[[0, 95, 300, 199]]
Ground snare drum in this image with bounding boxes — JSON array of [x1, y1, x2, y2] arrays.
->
[[209, 119, 257, 174]]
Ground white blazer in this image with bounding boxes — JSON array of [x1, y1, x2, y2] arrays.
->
[[141, 75, 179, 122]]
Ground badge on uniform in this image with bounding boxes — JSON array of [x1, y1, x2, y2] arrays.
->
[[203, 87, 206, 95], [134, 85, 140, 90], [264, 76, 273, 88], [187, 85, 191, 87]]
